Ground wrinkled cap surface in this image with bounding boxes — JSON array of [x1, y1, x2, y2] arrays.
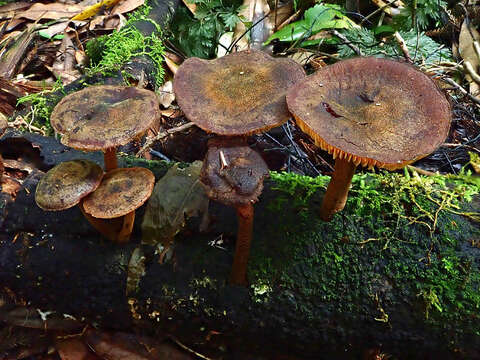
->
[[287, 57, 451, 170], [51, 85, 160, 151], [174, 49, 306, 136], [82, 167, 155, 219], [35, 159, 103, 211], [200, 138, 269, 206]]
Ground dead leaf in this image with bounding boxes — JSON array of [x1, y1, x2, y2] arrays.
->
[[182, 0, 197, 15], [48, 33, 81, 85], [112, 0, 145, 15], [157, 80, 175, 108], [72, 0, 121, 21], [469, 152, 480, 173], [126, 247, 146, 296], [0, 2, 32, 20], [17, 3, 84, 21], [56, 338, 100, 360], [459, 20, 480, 96], [233, 0, 273, 51], [141, 161, 209, 247]]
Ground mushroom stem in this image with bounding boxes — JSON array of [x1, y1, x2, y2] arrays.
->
[[320, 157, 357, 221], [116, 211, 135, 243], [230, 203, 254, 285], [104, 148, 118, 172], [78, 200, 122, 242]]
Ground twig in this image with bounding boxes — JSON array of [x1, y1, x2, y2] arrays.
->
[[394, 31, 412, 63], [463, 61, 480, 85], [330, 30, 362, 56], [407, 165, 438, 176], [361, 0, 398, 25], [168, 335, 213, 360], [441, 77, 480, 105], [136, 122, 195, 156]]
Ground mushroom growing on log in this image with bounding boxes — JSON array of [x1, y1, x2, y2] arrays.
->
[[174, 49, 306, 284], [287, 57, 451, 221]]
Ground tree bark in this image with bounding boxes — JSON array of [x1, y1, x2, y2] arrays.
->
[[1, 133, 480, 359]]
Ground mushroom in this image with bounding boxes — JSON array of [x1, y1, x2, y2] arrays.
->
[[35, 160, 104, 211], [50, 85, 160, 172], [201, 137, 269, 285], [82, 167, 155, 243], [174, 49, 306, 285], [286, 57, 451, 221], [34, 159, 121, 239]]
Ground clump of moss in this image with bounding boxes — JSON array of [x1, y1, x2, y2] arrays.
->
[[86, 4, 165, 88], [15, 79, 65, 136], [249, 169, 480, 336]]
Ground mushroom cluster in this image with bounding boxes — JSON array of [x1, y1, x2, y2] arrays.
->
[[35, 85, 159, 242], [174, 49, 306, 285], [287, 57, 451, 220]]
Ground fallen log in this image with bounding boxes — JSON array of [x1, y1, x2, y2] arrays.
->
[[1, 133, 480, 359]]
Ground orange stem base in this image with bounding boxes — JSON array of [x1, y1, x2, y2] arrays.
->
[[230, 203, 254, 286], [320, 158, 357, 222]]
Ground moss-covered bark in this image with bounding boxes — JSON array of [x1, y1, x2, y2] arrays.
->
[[1, 136, 479, 359]]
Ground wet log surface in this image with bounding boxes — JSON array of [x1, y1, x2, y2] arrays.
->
[[1, 133, 480, 359]]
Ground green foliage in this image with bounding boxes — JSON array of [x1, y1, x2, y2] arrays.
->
[[394, 0, 447, 31], [16, 79, 65, 135], [169, 0, 244, 58], [338, 28, 452, 64], [86, 5, 165, 87], [264, 3, 355, 45]]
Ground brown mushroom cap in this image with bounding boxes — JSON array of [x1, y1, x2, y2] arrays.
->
[[200, 138, 269, 207], [174, 50, 306, 136], [287, 57, 451, 170], [82, 167, 155, 219], [35, 160, 104, 211], [50, 85, 160, 151]]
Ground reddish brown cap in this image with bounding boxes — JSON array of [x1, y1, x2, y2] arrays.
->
[[35, 159, 103, 211], [287, 57, 451, 170], [200, 138, 269, 206], [50, 85, 160, 151], [174, 50, 306, 136], [82, 167, 155, 219]]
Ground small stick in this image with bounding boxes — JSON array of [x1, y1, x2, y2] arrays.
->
[[394, 31, 412, 63], [463, 61, 480, 85], [441, 77, 480, 105], [331, 30, 362, 56], [137, 122, 195, 156]]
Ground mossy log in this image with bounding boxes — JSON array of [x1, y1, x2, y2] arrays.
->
[[1, 134, 480, 359]]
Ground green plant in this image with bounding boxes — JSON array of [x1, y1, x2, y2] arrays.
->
[[16, 78, 65, 135], [168, 0, 244, 59], [338, 28, 452, 64], [394, 0, 448, 31], [86, 5, 165, 87], [265, 3, 356, 46]]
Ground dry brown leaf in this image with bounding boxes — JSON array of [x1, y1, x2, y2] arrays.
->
[[459, 20, 480, 96], [157, 80, 175, 108], [56, 338, 100, 360], [0, 2, 32, 20], [16, 3, 84, 21], [112, 0, 145, 15], [182, 0, 197, 15], [48, 34, 81, 85]]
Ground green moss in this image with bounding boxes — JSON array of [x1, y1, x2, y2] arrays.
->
[[86, 4, 165, 88], [249, 170, 480, 334], [15, 79, 65, 135]]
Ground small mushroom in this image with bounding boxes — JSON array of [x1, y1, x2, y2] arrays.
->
[[287, 57, 452, 221], [174, 49, 306, 285], [34, 159, 121, 239], [82, 167, 155, 243], [35, 160, 104, 211], [50, 85, 160, 171], [201, 138, 269, 285]]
